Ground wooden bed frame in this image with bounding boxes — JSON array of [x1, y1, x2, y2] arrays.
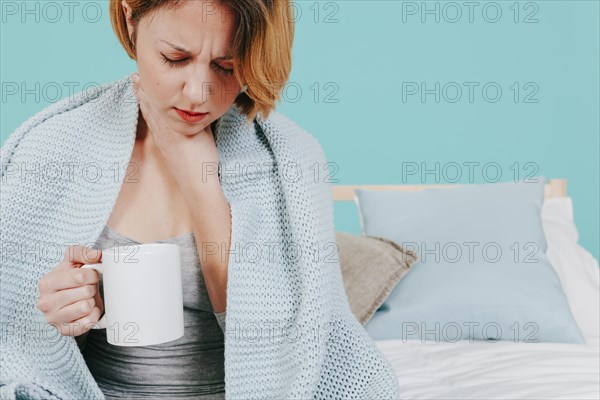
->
[[332, 178, 567, 202]]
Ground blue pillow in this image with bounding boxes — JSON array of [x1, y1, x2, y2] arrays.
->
[[356, 177, 584, 344]]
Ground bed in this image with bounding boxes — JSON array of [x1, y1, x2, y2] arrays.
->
[[332, 178, 600, 400]]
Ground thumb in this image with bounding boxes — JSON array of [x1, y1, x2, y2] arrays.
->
[[63, 244, 102, 266], [93, 284, 104, 316]]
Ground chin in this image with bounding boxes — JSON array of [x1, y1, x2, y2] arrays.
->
[[180, 126, 207, 136]]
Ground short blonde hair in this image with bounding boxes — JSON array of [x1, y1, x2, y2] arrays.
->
[[109, 0, 294, 124]]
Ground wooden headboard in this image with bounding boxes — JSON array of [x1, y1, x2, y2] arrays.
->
[[332, 178, 567, 202]]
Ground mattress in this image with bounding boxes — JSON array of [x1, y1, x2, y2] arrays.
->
[[376, 339, 600, 399]]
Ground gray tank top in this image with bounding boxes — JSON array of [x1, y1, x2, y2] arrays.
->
[[81, 224, 227, 399]]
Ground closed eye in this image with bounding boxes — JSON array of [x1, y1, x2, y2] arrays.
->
[[161, 54, 234, 76]]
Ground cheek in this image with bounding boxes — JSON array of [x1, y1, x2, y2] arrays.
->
[[211, 78, 240, 108], [136, 50, 165, 87], [138, 64, 171, 106]]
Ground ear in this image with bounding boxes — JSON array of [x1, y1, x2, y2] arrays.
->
[[121, 0, 135, 43]]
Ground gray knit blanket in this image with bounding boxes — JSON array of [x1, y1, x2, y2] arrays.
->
[[0, 74, 400, 399]]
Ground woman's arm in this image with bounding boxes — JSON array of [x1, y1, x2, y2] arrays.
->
[[129, 74, 230, 315], [182, 177, 231, 314]]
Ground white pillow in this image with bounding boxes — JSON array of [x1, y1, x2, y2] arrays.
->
[[542, 197, 600, 346]]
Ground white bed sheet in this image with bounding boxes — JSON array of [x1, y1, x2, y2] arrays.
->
[[376, 339, 600, 399]]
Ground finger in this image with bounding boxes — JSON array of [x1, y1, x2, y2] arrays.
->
[[71, 304, 103, 335], [63, 245, 102, 266], [38, 284, 95, 314], [41, 268, 100, 293], [54, 284, 96, 310], [52, 297, 97, 325], [94, 281, 104, 312], [53, 258, 72, 271], [54, 305, 103, 337]]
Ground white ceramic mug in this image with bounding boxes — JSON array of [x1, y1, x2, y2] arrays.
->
[[81, 243, 184, 347]]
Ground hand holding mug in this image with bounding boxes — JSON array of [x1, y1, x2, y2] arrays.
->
[[37, 245, 104, 337], [130, 72, 221, 189]]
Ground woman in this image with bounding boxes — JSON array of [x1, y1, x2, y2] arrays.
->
[[37, 1, 288, 398], [1, 0, 401, 399]]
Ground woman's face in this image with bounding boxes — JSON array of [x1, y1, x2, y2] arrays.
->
[[123, 0, 242, 136]]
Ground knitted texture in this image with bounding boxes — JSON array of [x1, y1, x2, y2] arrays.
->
[[0, 74, 401, 399]]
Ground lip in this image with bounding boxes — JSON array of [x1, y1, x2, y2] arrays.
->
[[174, 108, 208, 123]]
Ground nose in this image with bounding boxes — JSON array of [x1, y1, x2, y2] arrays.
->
[[182, 65, 215, 107]]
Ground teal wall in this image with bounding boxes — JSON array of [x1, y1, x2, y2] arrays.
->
[[1, 1, 598, 259]]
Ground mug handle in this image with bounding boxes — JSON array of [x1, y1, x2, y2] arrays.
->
[[80, 262, 108, 330]]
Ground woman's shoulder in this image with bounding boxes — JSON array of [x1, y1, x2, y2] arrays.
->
[[9, 76, 129, 135], [257, 109, 326, 161], [1, 75, 134, 168]]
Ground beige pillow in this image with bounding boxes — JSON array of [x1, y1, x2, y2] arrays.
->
[[336, 231, 418, 325]]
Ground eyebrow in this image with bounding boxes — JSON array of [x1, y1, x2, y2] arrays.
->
[[160, 39, 232, 61]]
